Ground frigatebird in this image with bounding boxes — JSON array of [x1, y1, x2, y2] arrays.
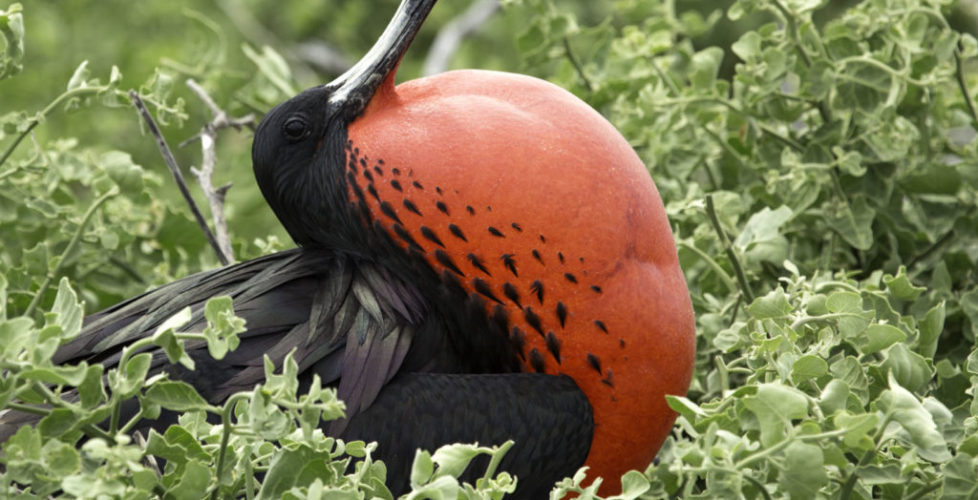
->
[[2, 1, 695, 496]]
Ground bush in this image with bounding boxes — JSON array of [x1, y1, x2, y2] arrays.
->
[[2, 0, 978, 497]]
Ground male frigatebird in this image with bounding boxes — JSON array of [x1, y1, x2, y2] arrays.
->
[[3, 0, 695, 496]]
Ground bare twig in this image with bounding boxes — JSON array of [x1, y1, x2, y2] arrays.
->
[[422, 0, 499, 76], [132, 430, 162, 477], [183, 78, 257, 265], [185, 79, 256, 133], [955, 46, 978, 130], [191, 130, 235, 264], [705, 194, 755, 303], [128, 90, 230, 266], [562, 36, 593, 92]]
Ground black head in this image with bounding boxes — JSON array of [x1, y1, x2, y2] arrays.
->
[[251, 0, 436, 248], [252, 88, 335, 246]]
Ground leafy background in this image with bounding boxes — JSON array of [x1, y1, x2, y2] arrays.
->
[[2, 0, 978, 498]]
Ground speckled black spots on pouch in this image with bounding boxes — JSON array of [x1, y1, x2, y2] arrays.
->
[[343, 144, 617, 384]]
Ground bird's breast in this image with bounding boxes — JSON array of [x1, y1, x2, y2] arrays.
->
[[343, 69, 695, 483]]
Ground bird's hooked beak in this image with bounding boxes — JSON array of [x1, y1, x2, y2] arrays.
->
[[325, 0, 436, 116]]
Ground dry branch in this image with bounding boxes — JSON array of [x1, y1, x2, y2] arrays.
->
[[184, 79, 257, 265], [129, 90, 231, 266]]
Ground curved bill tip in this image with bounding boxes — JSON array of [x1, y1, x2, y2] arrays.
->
[[327, 0, 437, 113]]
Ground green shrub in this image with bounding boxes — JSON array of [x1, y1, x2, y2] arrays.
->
[[2, 0, 977, 497]]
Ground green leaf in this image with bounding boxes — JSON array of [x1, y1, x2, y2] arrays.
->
[[145, 429, 185, 465], [958, 434, 978, 457], [834, 411, 878, 450], [20, 363, 89, 386], [618, 470, 651, 498], [943, 454, 978, 500], [77, 363, 106, 408], [916, 301, 945, 359], [153, 307, 192, 336], [855, 464, 903, 486], [736, 206, 792, 266], [790, 354, 828, 382], [742, 383, 809, 446], [748, 288, 793, 319], [43, 440, 81, 477], [65, 60, 90, 91], [145, 426, 210, 465], [961, 288, 978, 338], [667, 395, 708, 422], [152, 327, 194, 370], [825, 292, 872, 338], [779, 441, 828, 499], [828, 196, 875, 251], [114, 352, 152, 398], [201, 296, 244, 361], [735, 206, 793, 250], [882, 267, 924, 301], [248, 389, 291, 440], [0, 317, 34, 356], [242, 44, 296, 97], [2, 426, 42, 484], [883, 343, 932, 394], [101, 151, 145, 193], [0, 274, 7, 320], [859, 324, 906, 354], [38, 408, 77, 438], [164, 459, 210, 499], [690, 47, 724, 91], [47, 278, 83, 340], [817, 379, 850, 415], [345, 440, 366, 458], [825, 292, 860, 313], [410, 449, 434, 488], [783, 0, 824, 14], [731, 30, 761, 61], [142, 381, 213, 412], [431, 443, 486, 479], [878, 373, 951, 463], [0, 3, 25, 80], [257, 447, 313, 500]]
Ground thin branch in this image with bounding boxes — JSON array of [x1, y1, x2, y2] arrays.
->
[[650, 56, 681, 96], [132, 430, 163, 478], [705, 194, 755, 303], [191, 131, 234, 263], [562, 36, 593, 93], [212, 392, 251, 500], [955, 46, 978, 129], [186, 79, 255, 132], [184, 79, 258, 265], [422, 0, 500, 76], [1, 86, 105, 169], [769, 0, 832, 124], [128, 90, 230, 266]]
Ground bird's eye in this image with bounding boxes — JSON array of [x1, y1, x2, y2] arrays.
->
[[283, 117, 307, 141]]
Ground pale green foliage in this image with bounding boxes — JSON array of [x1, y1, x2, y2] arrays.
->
[[3, 0, 978, 498], [0, 3, 23, 81]]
